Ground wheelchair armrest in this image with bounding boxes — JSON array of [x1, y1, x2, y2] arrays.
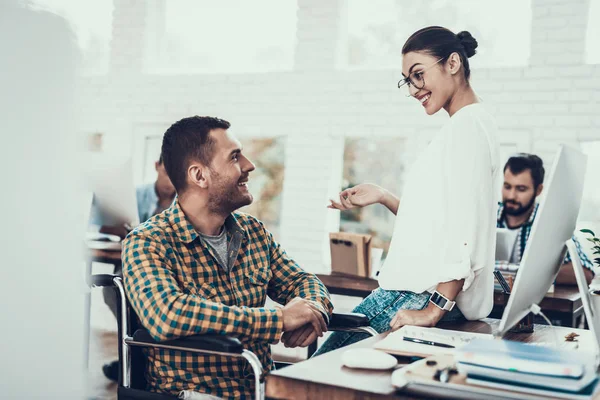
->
[[89, 273, 118, 287], [132, 329, 244, 354], [329, 312, 369, 330]]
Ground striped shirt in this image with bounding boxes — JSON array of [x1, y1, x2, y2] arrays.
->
[[122, 200, 332, 399]]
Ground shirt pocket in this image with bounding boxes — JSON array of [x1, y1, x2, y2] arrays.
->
[[183, 280, 218, 300], [244, 264, 271, 307]]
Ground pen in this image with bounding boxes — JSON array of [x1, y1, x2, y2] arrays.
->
[[403, 336, 455, 348]]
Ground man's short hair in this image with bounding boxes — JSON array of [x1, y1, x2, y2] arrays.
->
[[161, 116, 231, 192], [504, 153, 545, 188]]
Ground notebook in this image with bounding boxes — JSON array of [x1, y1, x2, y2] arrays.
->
[[374, 326, 493, 358], [392, 354, 600, 400]]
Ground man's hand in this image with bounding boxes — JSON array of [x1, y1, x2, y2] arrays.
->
[[281, 297, 327, 337], [389, 306, 444, 332], [281, 324, 320, 348]]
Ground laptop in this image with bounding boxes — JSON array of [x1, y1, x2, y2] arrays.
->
[[495, 228, 519, 262]]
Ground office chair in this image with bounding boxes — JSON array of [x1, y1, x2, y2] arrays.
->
[[90, 274, 377, 400]]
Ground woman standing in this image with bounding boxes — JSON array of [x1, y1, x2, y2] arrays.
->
[[314, 26, 500, 355]]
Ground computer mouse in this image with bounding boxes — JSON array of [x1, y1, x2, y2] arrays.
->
[[341, 348, 398, 370]]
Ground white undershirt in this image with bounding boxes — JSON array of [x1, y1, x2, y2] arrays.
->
[[377, 103, 500, 320]]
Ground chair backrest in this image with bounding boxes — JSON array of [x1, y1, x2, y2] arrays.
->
[[129, 307, 149, 390], [113, 280, 150, 391]]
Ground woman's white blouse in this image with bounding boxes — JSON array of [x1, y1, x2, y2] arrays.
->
[[377, 103, 500, 320]]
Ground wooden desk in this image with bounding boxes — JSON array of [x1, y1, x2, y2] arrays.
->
[[85, 248, 121, 285], [266, 319, 598, 400], [316, 273, 379, 298], [89, 248, 122, 265], [317, 273, 584, 327]]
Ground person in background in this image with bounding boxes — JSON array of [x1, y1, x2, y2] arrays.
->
[[97, 154, 176, 238], [121, 116, 332, 398], [498, 153, 594, 285], [314, 26, 500, 356], [100, 154, 176, 381], [136, 153, 177, 223]]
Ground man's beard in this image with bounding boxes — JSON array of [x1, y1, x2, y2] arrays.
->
[[208, 171, 253, 215], [504, 195, 536, 217]]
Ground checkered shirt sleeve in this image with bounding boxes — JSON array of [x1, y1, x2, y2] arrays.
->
[[261, 221, 333, 319]]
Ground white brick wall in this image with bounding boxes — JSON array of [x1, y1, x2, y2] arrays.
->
[[79, 0, 600, 272]]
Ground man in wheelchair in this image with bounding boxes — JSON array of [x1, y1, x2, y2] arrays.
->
[[122, 116, 333, 399]]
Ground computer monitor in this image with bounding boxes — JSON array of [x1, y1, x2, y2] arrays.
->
[[81, 191, 94, 233], [498, 145, 587, 335], [567, 239, 600, 359], [86, 155, 140, 228]]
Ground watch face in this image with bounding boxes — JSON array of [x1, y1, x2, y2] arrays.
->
[[430, 292, 447, 308], [430, 291, 454, 311]]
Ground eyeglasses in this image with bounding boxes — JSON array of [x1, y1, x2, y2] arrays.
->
[[398, 57, 447, 96]]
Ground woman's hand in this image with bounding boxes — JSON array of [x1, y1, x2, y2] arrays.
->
[[328, 183, 386, 211], [389, 306, 445, 332]]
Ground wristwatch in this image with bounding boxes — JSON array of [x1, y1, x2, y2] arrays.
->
[[429, 291, 456, 311]]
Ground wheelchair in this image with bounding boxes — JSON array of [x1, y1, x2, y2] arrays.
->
[[90, 274, 377, 400]]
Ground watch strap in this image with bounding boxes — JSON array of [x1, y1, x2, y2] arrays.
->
[[429, 291, 456, 311]]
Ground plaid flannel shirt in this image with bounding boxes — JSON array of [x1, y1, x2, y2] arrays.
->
[[122, 200, 333, 399], [496, 202, 594, 272]]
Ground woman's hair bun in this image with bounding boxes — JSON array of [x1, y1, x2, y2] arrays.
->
[[456, 31, 478, 58]]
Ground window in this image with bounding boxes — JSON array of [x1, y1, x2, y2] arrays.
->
[[139, 135, 163, 184], [30, 0, 113, 75], [339, 137, 407, 256], [586, 0, 600, 64], [498, 133, 531, 168], [131, 123, 172, 186], [239, 137, 286, 240], [345, 0, 531, 70], [144, 0, 297, 74]]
